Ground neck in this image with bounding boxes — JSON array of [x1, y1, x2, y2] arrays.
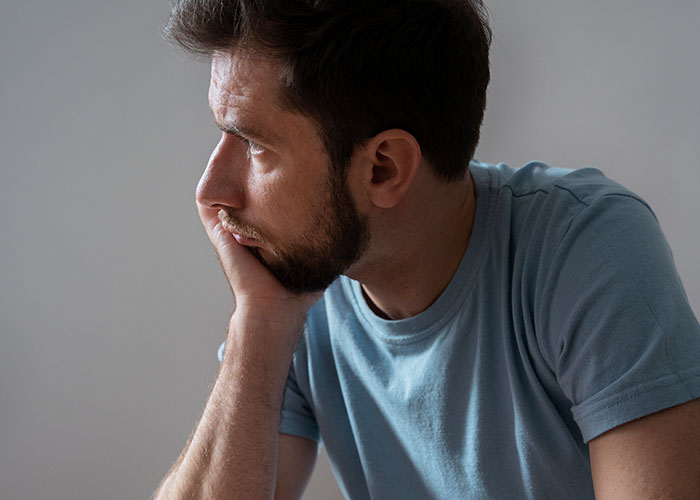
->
[[349, 170, 476, 320]]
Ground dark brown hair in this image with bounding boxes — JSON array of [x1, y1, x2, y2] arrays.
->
[[165, 0, 491, 181]]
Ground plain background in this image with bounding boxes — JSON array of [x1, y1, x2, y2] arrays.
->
[[1, 1, 698, 499]]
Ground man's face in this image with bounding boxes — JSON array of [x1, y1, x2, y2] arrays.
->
[[197, 50, 369, 294]]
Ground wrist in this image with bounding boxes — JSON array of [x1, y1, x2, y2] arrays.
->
[[221, 312, 304, 371], [230, 301, 308, 338]]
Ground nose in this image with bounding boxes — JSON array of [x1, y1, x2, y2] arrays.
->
[[195, 134, 246, 210]]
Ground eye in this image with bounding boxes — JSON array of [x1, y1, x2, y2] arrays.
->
[[236, 136, 264, 157], [247, 140, 265, 156]]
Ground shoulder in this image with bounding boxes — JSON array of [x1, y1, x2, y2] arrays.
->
[[471, 160, 659, 266], [473, 159, 648, 207]]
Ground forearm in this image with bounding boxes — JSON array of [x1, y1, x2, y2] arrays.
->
[[154, 316, 301, 500]]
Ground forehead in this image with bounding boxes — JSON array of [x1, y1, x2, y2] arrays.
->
[[209, 49, 282, 110], [208, 50, 324, 152]]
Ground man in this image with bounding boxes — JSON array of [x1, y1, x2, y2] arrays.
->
[[154, 1, 700, 498]]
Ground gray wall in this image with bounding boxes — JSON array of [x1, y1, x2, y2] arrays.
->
[[1, 1, 698, 499]]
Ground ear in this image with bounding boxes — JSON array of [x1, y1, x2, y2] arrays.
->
[[361, 129, 422, 209]]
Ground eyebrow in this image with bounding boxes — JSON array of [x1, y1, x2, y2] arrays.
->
[[210, 109, 277, 145]]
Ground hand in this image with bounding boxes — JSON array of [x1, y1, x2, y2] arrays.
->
[[197, 203, 323, 327]]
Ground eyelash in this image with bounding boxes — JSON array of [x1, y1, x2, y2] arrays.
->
[[238, 136, 264, 156]]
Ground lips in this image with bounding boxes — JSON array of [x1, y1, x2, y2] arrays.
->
[[230, 231, 259, 246], [218, 221, 253, 244], [218, 209, 262, 247]]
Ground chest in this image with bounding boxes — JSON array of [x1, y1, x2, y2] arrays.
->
[[303, 305, 593, 499]]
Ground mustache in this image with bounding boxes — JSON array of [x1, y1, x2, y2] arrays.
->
[[217, 209, 264, 241]]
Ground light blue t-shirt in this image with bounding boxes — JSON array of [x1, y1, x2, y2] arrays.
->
[[220, 161, 700, 499]]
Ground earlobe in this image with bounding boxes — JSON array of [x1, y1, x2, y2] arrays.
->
[[365, 130, 422, 209]]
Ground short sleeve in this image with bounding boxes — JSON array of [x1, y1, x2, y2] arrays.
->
[[279, 336, 320, 442], [537, 193, 700, 442]]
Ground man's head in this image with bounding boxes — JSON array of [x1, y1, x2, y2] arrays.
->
[[167, 0, 491, 294], [198, 50, 370, 294], [165, 0, 491, 182]]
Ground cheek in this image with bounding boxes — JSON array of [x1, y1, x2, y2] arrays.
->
[[247, 182, 275, 206], [247, 158, 330, 231], [246, 168, 282, 207], [247, 173, 304, 227]]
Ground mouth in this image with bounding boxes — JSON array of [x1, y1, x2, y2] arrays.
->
[[229, 230, 259, 246], [218, 210, 261, 247]]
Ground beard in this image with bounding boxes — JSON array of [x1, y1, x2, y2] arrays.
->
[[224, 167, 370, 295]]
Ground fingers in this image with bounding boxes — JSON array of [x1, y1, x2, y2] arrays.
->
[[197, 205, 282, 295], [208, 219, 264, 290], [198, 205, 253, 277], [196, 203, 324, 316]]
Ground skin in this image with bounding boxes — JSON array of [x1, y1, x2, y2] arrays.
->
[[154, 48, 700, 499], [589, 398, 700, 499], [201, 51, 370, 295]]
